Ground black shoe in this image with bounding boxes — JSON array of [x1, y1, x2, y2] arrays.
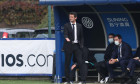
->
[[117, 70, 129, 78], [64, 82, 70, 84], [78, 81, 86, 84], [120, 78, 127, 84], [123, 78, 133, 84], [107, 78, 115, 83]]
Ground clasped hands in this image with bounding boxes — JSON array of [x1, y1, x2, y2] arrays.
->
[[109, 58, 118, 64]]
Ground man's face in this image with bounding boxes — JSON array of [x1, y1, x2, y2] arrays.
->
[[114, 37, 122, 44], [69, 14, 77, 23], [108, 35, 114, 43], [108, 35, 114, 39]]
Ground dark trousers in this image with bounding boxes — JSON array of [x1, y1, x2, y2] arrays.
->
[[95, 61, 108, 78], [107, 60, 129, 78], [70, 63, 88, 81], [127, 59, 140, 76], [64, 44, 83, 82]]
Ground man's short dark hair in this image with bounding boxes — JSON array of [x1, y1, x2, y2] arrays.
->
[[109, 33, 115, 37], [69, 12, 77, 17], [115, 34, 122, 39]]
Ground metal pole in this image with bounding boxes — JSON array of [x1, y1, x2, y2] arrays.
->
[[48, 5, 52, 38], [53, 6, 63, 83]]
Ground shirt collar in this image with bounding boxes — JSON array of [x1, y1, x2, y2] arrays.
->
[[119, 42, 122, 47], [70, 22, 76, 25]]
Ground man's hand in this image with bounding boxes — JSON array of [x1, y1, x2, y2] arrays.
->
[[71, 64, 77, 70], [65, 38, 70, 42], [109, 59, 117, 64], [133, 57, 139, 60]]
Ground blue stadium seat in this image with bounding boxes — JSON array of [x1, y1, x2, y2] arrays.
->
[[94, 53, 105, 62]]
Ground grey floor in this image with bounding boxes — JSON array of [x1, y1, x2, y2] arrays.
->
[[61, 83, 120, 84], [61, 82, 120, 84]]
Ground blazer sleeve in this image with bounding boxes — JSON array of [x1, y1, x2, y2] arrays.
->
[[64, 24, 68, 38], [80, 24, 84, 48], [118, 44, 132, 61], [111, 47, 118, 59], [136, 47, 140, 58], [104, 44, 113, 61], [137, 48, 140, 58]]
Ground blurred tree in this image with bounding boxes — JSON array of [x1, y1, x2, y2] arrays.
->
[[37, 8, 54, 29], [0, 0, 47, 26]]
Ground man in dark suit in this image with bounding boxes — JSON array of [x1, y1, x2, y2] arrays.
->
[[121, 47, 140, 84], [127, 47, 140, 76], [95, 33, 115, 83], [107, 34, 132, 83], [63, 12, 84, 84]]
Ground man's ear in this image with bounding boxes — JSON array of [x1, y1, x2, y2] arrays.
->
[[119, 39, 122, 43]]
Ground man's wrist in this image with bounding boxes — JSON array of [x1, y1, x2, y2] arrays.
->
[[115, 59, 118, 62], [65, 38, 70, 41], [74, 63, 77, 65], [65, 38, 68, 40]]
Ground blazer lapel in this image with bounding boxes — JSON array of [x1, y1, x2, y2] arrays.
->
[[76, 23, 80, 35], [68, 23, 73, 33], [121, 42, 124, 56]]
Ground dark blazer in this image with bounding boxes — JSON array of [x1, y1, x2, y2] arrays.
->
[[104, 43, 115, 61], [133, 47, 140, 58], [63, 22, 84, 51], [111, 41, 132, 61]]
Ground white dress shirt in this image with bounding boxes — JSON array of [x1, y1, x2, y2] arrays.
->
[[71, 22, 78, 43], [119, 43, 122, 58]]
